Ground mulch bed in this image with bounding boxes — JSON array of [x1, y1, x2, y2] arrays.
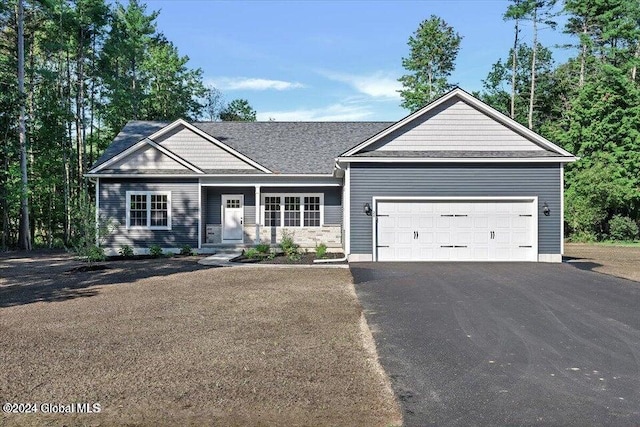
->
[[232, 251, 346, 265]]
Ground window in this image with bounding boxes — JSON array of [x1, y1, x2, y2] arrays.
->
[[264, 196, 281, 226], [262, 193, 323, 227], [304, 196, 320, 226], [226, 198, 241, 209], [126, 191, 171, 230], [284, 196, 301, 226]]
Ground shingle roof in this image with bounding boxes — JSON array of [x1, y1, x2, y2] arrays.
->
[[91, 121, 393, 175], [93, 121, 168, 169]]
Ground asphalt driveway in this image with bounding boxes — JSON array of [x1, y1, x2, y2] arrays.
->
[[352, 262, 640, 426]]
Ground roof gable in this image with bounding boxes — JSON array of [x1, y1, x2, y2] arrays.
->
[[366, 98, 545, 152], [155, 124, 259, 171], [342, 88, 575, 159], [108, 143, 189, 171]]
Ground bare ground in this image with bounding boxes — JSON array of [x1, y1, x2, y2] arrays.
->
[[0, 251, 401, 426], [564, 243, 640, 283]]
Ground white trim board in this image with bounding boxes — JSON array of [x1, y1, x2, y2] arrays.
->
[[337, 156, 577, 164], [341, 88, 575, 158]]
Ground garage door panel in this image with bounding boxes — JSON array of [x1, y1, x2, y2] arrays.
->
[[417, 216, 434, 228], [376, 199, 536, 262], [436, 217, 451, 228]]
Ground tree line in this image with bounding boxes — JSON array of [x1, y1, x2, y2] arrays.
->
[[0, 0, 256, 250], [399, 0, 640, 242], [2, 0, 638, 251]]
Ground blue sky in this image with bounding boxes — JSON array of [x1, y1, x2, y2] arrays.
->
[[144, 0, 575, 121]]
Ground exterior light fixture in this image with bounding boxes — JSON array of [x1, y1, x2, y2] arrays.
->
[[364, 203, 372, 216], [543, 202, 551, 216]]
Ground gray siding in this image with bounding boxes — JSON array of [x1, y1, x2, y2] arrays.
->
[[350, 163, 561, 255], [99, 178, 198, 248]]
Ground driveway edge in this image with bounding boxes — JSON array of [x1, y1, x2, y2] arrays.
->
[[348, 279, 404, 426]]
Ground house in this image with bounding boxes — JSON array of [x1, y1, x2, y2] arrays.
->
[[87, 88, 576, 262]]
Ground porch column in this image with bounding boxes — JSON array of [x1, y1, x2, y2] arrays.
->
[[255, 185, 261, 244]]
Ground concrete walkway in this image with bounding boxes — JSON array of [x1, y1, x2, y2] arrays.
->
[[198, 251, 242, 266]]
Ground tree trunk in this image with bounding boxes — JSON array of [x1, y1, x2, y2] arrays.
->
[[510, 19, 519, 119], [2, 128, 9, 250], [528, 6, 537, 130], [632, 43, 639, 82], [17, 0, 31, 251], [65, 49, 73, 243], [76, 24, 86, 196], [579, 22, 587, 87], [89, 32, 96, 166]]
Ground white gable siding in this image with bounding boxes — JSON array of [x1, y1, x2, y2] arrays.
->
[[110, 144, 188, 170], [156, 126, 257, 170], [370, 99, 545, 152]]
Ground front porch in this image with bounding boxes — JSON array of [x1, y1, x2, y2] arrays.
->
[[199, 184, 343, 250]]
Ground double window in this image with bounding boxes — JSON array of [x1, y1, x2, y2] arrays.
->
[[262, 193, 323, 227], [126, 191, 171, 230]]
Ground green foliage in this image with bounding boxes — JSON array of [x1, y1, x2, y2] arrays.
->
[[100, 0, 205, 133], [315, 242, 328, 259], [399, 15, 462, 111], [179, 244, 193, 256], [244, 248, 259, 259], [220, 99, 257, 121], [479, 43, 556, 128], [564, 159, 636, 239], [149, 244, 163, 258], [279, 230, 300, 261], [71, 195, 116, 262], [86, 245, 106, 262], [255, 243, 270, 254], [608, 215, 639, 241], [119, 245, 134, 257]]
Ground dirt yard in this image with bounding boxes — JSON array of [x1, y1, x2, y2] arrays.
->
[[564, 243, 640, 283], [0, 251, 401, 426]]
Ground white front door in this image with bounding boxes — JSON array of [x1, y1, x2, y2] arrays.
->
[[376, 199, 536, 262], [222, 195, 244, 242]]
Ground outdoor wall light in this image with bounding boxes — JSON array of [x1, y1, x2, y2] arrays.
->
[[543, 202, 551, 216], [364, 203, 373, 216]]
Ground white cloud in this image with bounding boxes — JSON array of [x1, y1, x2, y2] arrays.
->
[[207, 77, 305, 91], [319, 70, 402, 100], [257, 101, 373, 122]]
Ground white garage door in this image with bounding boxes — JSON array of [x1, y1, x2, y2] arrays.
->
[[376, 199, 536, 261]]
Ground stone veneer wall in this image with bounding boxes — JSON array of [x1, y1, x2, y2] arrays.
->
[[205, 224, 342, 248]]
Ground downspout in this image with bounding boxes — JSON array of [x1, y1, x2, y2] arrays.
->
[[88, 177, 98, 246], [312, 160, 350, 263]]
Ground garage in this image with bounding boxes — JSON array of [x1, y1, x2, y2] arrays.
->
[[374, 198, 537, 261]]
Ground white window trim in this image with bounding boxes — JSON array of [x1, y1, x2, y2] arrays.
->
[[125, 191, 172, 230], [261, 193, 324, 227]]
